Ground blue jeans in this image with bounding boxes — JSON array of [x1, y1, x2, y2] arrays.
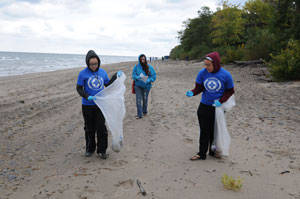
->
[[135, 85, 150, 118]]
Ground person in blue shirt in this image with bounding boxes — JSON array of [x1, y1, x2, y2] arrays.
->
[[76, 50, 122, 159], [132, 54, 156, 119], [186, 52, 235, 160]]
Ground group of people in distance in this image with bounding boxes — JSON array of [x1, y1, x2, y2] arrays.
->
[[76, 50, 234, 160]]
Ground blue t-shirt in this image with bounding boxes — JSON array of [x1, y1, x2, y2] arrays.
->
[[196, 68, 234, 105], [77, 67, 110, 105]]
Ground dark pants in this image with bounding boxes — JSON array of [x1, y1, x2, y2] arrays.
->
[[135, 85, 150, 118], [82, 105, 108, 154], [197, 103, 216, 158]]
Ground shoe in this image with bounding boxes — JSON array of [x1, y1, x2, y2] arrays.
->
[[143, 112, 147, 116], [209, 152, 221, 159], [98, 153, 108, 159], [135, 116, 142, 119], [85, 152, 93, 157]]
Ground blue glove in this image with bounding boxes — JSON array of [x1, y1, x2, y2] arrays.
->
[[213, 100, 221, 107], [146, 78, 151, 83], [88, 96, 96, 101], [135, 76, 141, 80], [117, 71, 122, 77], [186, 91, 193, 97]]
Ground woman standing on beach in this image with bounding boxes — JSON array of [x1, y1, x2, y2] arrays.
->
[[186, 52, 234, 160], [132, 54, 156, 119], [76, 50, 122, 159]]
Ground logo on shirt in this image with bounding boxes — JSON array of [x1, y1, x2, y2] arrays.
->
[[204, 77, 221, 92], [88, 76, 104, 90]]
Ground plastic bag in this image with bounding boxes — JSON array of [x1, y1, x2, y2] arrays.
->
[[211, 95, 235, 156], [139, 73, 148, 82], [94, 73, 126, 152]]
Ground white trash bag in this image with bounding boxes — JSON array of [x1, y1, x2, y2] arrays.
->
[[94, 73, 126, 152], [211, 95, 235, 156]]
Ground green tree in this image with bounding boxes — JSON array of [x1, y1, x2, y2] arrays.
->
[[178, 6, 213, 58], [210, 3, 246, 46], [243, 0, 275, 28]]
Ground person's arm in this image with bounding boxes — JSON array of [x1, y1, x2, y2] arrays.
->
[[145, 66, 156, 83], [191, 82, 205, 96], [147, 66, 156, 83], [104, 72, 117, 87], [76, 85, 89, 99], [219, 87, 235, 103], [132, 65, 140, 81]]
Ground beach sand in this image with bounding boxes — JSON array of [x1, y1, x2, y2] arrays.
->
[[0, 60, 299, 199]]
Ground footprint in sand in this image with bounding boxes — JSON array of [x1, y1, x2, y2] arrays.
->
[[115, 179, 134, 189], [113, 179, 134, 197], [110, 160, 128, 167], [183, 138, 193, 144]]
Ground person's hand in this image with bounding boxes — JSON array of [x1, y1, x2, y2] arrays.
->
[[88, 96, 96, 101], [136, 76, 141, 80], [146, 78, 151, 83], [117, 71, 123, 77], [186, 91, 193, 97], [213, 100, 221, 107]]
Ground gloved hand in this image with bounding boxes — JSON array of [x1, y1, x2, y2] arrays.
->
[[186, 91, 193, 97], [146, 78, 151, 83], [117, 71, 123, 77], [88, 96, 96, 101], [213, 100, 221, 107], [135, 76, 141, 80]]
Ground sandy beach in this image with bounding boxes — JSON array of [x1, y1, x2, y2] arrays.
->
[[0, 60, 299, 199]]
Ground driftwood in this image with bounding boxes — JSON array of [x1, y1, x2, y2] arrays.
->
[[137, 179, 146, 196], [233, 60, 264, 66]]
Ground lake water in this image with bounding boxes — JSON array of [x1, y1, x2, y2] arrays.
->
[[0, 51, 137, 77]]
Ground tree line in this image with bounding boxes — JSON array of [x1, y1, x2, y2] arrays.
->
[[169, 0, 300, 81]]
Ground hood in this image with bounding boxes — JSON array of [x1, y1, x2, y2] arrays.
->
[[205, 51, 221, 73], [138, 54, 147, 65], [86, 50, 101, 70]]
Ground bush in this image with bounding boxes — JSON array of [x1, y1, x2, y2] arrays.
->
[[170, 45, 184, 59], [243, 29, 279, 61], [213, 46, 243, 64], [267, 39, 300, 81], [188, 45, 211, 59]]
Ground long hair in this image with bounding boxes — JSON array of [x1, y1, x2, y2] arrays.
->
[[139, 55, 150, 75]]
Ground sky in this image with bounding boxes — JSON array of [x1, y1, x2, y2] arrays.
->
[[0, 0, 248, 56]]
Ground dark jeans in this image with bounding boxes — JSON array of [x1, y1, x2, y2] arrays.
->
[[82, 105, 108, 154], [197, 103, 216, 158], [135, 85, 150, 118]]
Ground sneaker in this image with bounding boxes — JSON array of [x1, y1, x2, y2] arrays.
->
[[98, 153, 108, 159], [135, 116, 142, 119], [85, 152, 93, 157], [143, 112, 147, 116]]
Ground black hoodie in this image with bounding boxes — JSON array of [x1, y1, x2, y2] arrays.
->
[[76, 50, 117, 99], [86, 50, 101, 71]]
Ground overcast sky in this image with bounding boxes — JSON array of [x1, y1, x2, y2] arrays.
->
[[0, 0, 248, 56]]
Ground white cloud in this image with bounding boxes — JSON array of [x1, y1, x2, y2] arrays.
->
[[0, 0, 248, 56]]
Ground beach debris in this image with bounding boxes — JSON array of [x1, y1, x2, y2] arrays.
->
[[136, 179, 146, 196], [221, 174, 243, 191], [233, 60, 263, 67], [279, 170, 290, 175], [240, 170, 253, 176]]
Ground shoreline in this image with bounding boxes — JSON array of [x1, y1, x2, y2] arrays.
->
[[0, 61, 138, 80], [0, 60, 299, 199]]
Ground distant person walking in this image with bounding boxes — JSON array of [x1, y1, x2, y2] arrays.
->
[[186, 52, 234, 160], [76, 50, 122, 159], [132, 54, 156, 119]]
